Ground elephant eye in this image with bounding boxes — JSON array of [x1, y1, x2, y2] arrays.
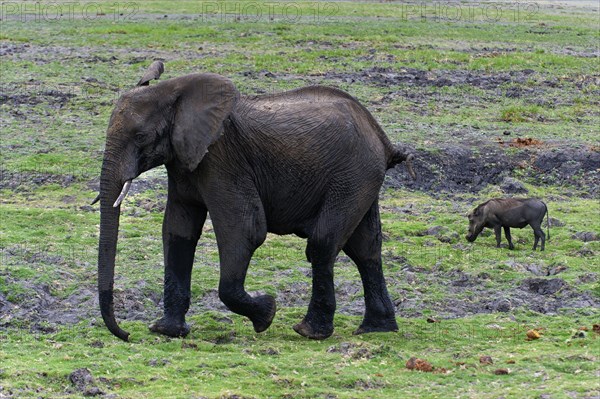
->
[[134, 132, 148, 145]]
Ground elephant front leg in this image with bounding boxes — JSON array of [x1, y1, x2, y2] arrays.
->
[[218, 275, 277, 334], [149, 202, 206, 338], [213, 201, 275, 334]]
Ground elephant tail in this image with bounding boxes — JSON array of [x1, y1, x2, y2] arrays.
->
[[340, 92, 416, 179], [388, 147, 416, 180]]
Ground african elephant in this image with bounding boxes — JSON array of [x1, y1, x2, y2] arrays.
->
[[97, 62, 415, 341]]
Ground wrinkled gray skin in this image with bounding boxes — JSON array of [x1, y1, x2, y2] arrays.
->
[[466, 198, 550, 251], [97, 63, 415, 341]]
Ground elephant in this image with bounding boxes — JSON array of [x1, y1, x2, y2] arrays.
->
[[97, 61, 415, 341]]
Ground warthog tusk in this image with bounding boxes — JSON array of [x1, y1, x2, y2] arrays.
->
[[406, 153, 416, 180], [113, 180, 132, 208]]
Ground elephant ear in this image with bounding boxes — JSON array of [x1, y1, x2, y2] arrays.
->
[[171, 74, 239, 172]]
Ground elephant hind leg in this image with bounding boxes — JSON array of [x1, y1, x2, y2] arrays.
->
[[294, 196, 375, 340], [293, 232, 338, 340], [343, 199, 398, 335]]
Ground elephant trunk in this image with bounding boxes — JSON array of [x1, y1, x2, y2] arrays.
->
[[98, 152, 130, 341]]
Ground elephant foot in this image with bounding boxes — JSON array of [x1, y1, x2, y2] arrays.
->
[[250, 295, 277, 333], [149, 317, 190, 338], [293, 318, 333, 340], [353, 318, 398, 336]]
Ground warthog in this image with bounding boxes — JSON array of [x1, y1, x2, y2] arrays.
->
[[466, 198, 550, 251]]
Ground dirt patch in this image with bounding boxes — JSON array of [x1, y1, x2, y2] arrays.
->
[[572, 232, 599, 242], [533, 148, 600, 193], [0, 41, 223, 68], [68, 368, 104, 397], [0, 280, 163, 331], [390, 269, 599, 319], [2, 247, 598, 332], [327, 342, 378, 359], [1, 266, 598, 333], [503, 137, 544, 148], [0, 170, 78, 191], [321, 67, 598, 115], [499, 177, 528, 194], [0, 42, 33, 57], [112, 285, 162, 322], [0, 82, 77, 108], [385, 144, 520, 194], [2, 89, 75, 107], [272, 281, 311, 309], [385, 144, 600, 197], [521, 278, 566, 295], [452, 44, 599, 59], [0, 277, 96, 330], [551, 47, 600, 58], [322, 67, 578, 90]]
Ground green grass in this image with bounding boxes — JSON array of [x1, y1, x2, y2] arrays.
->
[[500, 104, 541, 122], [1, 1, 599, 398], [1, 312, 599, 399]]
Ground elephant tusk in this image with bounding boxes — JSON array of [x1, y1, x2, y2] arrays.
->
[[113, 180, 132, 208], [406, 154, 416, 180], [91, 193, 100, 205]]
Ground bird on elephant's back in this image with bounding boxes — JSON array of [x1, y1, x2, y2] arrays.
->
[[95, 61, 415, 342]]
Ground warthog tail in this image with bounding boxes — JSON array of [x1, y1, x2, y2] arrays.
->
[[544, 202, 550, 240]]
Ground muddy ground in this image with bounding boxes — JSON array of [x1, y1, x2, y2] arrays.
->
[[1, 237, 599, 334], [1, 266, 599, 334], [386, 143, 600, 198], [1, 41, 599, 334]]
